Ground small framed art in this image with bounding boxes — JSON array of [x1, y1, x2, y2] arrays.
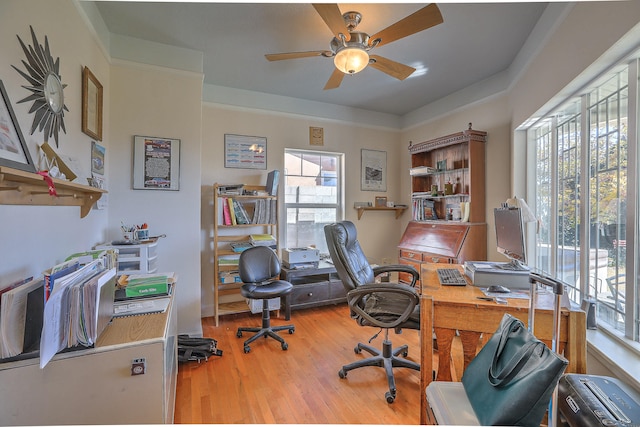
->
[[224, 134, 267, 169], [81, 67, 103, 141], [0, 80, 35, 172]]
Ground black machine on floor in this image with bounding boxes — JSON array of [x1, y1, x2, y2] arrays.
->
[[558, 374, 640, 427]]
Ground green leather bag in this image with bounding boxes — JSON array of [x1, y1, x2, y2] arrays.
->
[[461, 313, 568, 427]]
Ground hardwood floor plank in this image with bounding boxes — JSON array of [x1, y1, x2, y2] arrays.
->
[[175, 304, 425, 424]]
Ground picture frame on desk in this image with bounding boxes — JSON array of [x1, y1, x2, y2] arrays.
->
[[0, 80, 35, 173]]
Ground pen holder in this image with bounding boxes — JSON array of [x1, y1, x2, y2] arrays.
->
[[136, 229, 150, 241], [123, 231, 135, 241]]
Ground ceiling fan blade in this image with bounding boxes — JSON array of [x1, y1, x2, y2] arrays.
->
[[313, 4, 348, 39], [265, 51, 327, 61], [369, 3, 443, 48], [324, 68, 344, 90], [369, 55, 416, 81]]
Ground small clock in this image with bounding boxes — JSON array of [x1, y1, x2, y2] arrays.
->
[[12, 26, 68, 147]]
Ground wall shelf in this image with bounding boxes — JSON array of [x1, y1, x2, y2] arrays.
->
[[355, 206, 407, 220], [0, 166, 106, 218]]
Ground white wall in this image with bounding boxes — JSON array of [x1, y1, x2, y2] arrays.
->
[[108, 63, 204, 336], [200, 104, 404, 316], [0, 0, 109, 284]]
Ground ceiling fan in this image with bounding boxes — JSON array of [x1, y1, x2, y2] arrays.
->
[[265, 3, 443, 90]]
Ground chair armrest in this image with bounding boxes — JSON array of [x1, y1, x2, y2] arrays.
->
[[373, 264, 419, 287], [346, 283, 419, 329]]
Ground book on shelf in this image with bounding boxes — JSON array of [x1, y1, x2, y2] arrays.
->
[[227, 198, 237, 225], [0, 277, 44, 359], [266, 169, 279, 196], [218, 255, 241, 266], [233, 199, 251, 224], [249, 234, 277, 247], [230, 241, 253, 253], [113, 296, 171, 317]]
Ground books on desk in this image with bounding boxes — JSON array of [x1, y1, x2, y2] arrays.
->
[[463, 261, 530, 289], [0, 277, 44, 359]]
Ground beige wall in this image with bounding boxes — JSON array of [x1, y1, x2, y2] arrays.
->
[[108, 63, 204, 336], [0, 0, 109, 283], [200, 105, 404, 316]]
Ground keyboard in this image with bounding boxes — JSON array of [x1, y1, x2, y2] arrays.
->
[[436, 268, 468, 286]]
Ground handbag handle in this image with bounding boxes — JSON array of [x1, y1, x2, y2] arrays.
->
[[488, 318, 541, 387]]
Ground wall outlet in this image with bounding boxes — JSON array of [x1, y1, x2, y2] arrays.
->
[[131, 357, 146, 375]]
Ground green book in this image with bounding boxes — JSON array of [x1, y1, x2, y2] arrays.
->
[[125, 275, 169, 297]]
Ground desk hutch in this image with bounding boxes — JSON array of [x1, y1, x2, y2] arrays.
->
[[399, 125, 487, 285]]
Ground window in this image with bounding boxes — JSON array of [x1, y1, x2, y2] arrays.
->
[[284, 149, 344, 254], [527, 61, 637, 342]]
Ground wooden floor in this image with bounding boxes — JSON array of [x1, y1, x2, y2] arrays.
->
[[175, 303, 447, 424]]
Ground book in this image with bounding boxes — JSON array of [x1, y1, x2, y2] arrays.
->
[[233, 199, 250, 224], [0, 277, 44, 359], [266, 169, 279, 196], [227, 197, 237, 225], [123, 274, 170, 297], [43, 259, 80, 302], [221, 197, 232, 225], [113, 296, 171, 317]]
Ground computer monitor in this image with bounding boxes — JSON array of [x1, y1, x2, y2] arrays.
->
[[494, 207, 528, 270]]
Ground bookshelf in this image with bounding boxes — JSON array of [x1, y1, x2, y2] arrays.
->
[[213, 183, 279, 326], [0, 166, 106, 218]]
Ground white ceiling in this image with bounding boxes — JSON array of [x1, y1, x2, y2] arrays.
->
[[93, 2, 548, 117]]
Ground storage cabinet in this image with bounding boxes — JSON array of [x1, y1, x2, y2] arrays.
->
[[400, 125, 488, 284], [96, 238, 159, 274], [280, 261, 346, 314], [0, 293, 177, 425], [213, 183, 279, 326]]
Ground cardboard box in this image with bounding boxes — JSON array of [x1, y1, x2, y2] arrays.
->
[[219, 271, 242, 284], [247, 297, 280, 314]]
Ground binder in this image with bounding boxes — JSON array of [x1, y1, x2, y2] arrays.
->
[[43, 260, 80, 302], [266, 169, 279, 196]]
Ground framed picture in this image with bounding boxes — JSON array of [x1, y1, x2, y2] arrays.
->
[[375, 196, 388, 207], [361, 149, 386, 191], [224, 134, 267, 169], [91, 140, 105, 175], [0, 80, 35, 172], [81, 66, 103, 141], [133, 135, 180, 190]]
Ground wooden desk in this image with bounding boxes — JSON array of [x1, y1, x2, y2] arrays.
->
[[419, 264, 586, 424]]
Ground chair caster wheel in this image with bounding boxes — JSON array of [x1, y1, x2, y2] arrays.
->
[[402, 350, 408, 357], [236, 331, 242, 338], [281, 342, 288, 350], [354, 345, 361, 354], [338, 369, 347, 379], [288, 327, 295, 334], [385, 391, 395, 403], [244, 346, 250, 353]]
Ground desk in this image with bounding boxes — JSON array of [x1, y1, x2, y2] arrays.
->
[[419, 264, 586, 424], [0, 295, 177, 425]]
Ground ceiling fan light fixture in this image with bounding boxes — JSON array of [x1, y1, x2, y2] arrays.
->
[[334, 47, 369, 75]]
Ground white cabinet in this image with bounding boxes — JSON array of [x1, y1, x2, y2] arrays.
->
[[97, 239, 159, 274], [0, 293, 177, 425]]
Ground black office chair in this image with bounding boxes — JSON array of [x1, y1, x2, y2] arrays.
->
[[236, 246, 295, 353], [324, 220, 420, 403]]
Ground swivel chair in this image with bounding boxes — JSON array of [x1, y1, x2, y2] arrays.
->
[[324, 221, 420, 403], [236, 246, 295, 353]]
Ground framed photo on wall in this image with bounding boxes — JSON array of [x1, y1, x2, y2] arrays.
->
[[133, 135, 181, 190], [0, 80, 35, 172], [81, 67, 103, 141], [224, 134, 267, 169], [361, 149, 386, 191]]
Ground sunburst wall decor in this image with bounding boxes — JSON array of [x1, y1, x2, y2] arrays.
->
[[12, 26, 68, 147]]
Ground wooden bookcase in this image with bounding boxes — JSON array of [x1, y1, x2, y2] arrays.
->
[[213, 183, 279, 326], [399, 125, 488, 284]]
